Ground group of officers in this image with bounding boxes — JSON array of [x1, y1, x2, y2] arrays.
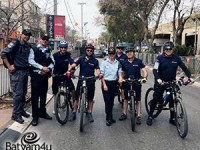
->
[[1, 29, 192, 127]]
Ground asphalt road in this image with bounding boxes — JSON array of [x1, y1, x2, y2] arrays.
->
[[5, 58, 200, 150]]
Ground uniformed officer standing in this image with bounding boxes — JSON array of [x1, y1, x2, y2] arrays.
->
[[146, 41, 191, 126], [28, 34, 54, 126], [115, 44, 127, 63], [100, 48, 123, 126], [1, 29, 32, 124], [115, 45, 128, 103]]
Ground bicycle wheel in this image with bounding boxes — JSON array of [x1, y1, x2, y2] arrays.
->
[[145, 87, 162, 118], [117, 87, 122, 103], [80, 93, 85, 132], [54, 91, 69, 125], [130, 95, 136, 132], [175, 98, 188, 138]]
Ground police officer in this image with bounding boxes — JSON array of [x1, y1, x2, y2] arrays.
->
[[68, 44, 101, 122], [100, 47, 123, 126], [52, 41, 75, 113], [115, 44, 128, 103], [146, 41, 191, 126], [28, 34, 55, 126], [119, 47, 147, 125], [1, 29, 32, 124], [115, 44, 127, 63]]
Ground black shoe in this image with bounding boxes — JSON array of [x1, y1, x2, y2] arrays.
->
[[40, 113, 52, 120], [169, 118, 176, 126], [119, 113, 127, 121], [106, 120, 112, 126], [136, 117, 142, 125], [110, 119, 116, 124], [12, 115, 24, 124], [21, 110, 30, 118], [146, 116, 153, 126], [31, 118, 38, 126]]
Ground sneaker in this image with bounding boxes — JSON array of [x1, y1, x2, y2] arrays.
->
[[169, 118, 176, 126], [136, 117, 142, 125], [119, 113, 127, 121], [70, 112, 76, 121], [106, 120, 112, 126], [52, 110, 55, 115], [146, 116, 153, 126], [87, 112, 94, 122]]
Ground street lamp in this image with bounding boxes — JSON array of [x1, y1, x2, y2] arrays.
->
[[78, 2, 86, 41], [84, 22, 88, 40]]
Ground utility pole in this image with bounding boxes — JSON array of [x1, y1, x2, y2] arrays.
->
[[54, 0, 57, 50], [78, 2, 86, 41], [21, 0, 24, 30]]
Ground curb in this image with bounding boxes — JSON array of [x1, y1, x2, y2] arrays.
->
[[0, 93, 53, 149]]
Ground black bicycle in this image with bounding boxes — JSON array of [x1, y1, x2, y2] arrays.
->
[[53, 74, 73, 125], [74, 75, 98, 132], [145, 77, 192, 138], [123, 76, 143, 132]]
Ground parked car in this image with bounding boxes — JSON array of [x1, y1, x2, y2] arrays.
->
[[94, 49, 104, 58]]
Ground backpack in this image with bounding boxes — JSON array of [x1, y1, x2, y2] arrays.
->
[[3, 39, 21, 68]]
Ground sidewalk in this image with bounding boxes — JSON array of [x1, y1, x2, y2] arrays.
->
[[0, 78, 53, 135]]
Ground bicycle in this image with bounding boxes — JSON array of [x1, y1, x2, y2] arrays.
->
[[74, 75, 99, 132], [123, 76, 144, 132], [145, 76, 199, 138], [53, 74, 74, 125]]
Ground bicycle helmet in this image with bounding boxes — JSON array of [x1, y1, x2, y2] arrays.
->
[[163, 41, 174, 50], [59, 41, 68, 48], [85, 43, 95, 50], [125, 47, 135, 53], [116, 44, 125, 49]]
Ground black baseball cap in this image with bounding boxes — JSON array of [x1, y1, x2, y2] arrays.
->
[[41, 34, 50, 41], [22, 29, 32, 36], [108, 47, 116, 54]]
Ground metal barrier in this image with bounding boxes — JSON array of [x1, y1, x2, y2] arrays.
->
[[137, 53, 200, 75], [0, 65, 11, 96]]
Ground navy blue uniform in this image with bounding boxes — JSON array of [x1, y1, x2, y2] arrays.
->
[[115, 53, 128, 64], [1, 39, 31, 117], [149, 53, 191, 117], [75, 55, 100, 101], [52, 52, 75, 94], [122, 58, 145, 101]]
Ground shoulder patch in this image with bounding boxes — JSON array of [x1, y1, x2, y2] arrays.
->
[[7, 42, 14, 48]]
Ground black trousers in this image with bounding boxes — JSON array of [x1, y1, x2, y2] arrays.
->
[[102, 80, 117, 121], [149, 83, 173, 117], [31, 73, 49, 118]]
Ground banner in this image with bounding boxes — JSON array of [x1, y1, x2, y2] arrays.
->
[[46, 15, 54, 39], [46, 15, 65, 41]]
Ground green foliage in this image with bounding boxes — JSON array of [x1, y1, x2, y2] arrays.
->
[[174, 45, 193, 56]]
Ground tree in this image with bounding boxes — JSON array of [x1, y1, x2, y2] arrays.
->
[[0, 0, 28, 44], [171, 0, 196, 45]]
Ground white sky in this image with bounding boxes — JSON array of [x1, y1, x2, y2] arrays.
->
[[33, 0, 104, 40]]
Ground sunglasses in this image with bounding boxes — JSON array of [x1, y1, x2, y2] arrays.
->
[[109, 53, 115, 55], [165, 48, 173, 51], [86, 50, 93, 52]]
